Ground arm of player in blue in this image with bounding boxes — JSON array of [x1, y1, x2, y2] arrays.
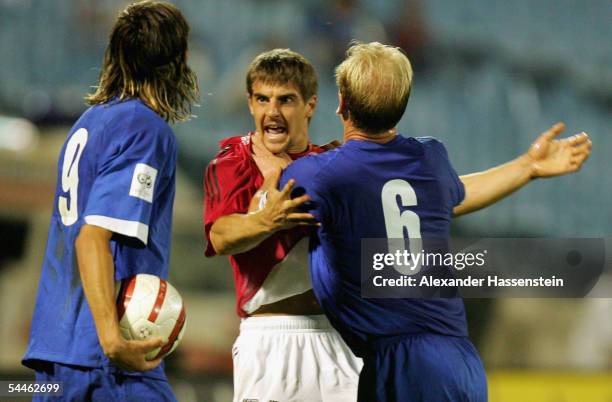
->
[[419, 137, 465, 206], [280, 157, 328, 224]]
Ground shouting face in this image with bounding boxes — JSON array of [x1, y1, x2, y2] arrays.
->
[[248, 80, 317, 154]]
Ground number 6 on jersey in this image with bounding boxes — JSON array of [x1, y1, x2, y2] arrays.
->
[[381, 179, 422, 273]]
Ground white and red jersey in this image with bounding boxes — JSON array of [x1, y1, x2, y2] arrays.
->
[[203, 133, 325, 317]]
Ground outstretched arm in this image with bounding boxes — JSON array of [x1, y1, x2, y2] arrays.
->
[[453, 122, 592, 217]]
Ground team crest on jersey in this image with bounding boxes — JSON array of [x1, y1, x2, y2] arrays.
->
[[241, 135, 251, 145], [129, 163, 158, 203]]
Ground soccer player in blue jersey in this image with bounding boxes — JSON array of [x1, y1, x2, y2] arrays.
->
[[279, 42, 591, 402], [22, 2, 198, 400]]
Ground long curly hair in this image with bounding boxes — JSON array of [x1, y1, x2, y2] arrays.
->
[[86, 1, 198, 123]]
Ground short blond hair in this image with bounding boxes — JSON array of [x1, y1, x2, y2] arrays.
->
[[335, 42, 413, 134]]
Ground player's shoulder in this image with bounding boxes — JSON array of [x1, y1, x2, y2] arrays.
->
[[408, 135, 457, 172], [295, 145, 338, 167], [125, 99, 171, 133], [218, 133, 252, 153], [207, 133, 252, 169], [92, 98, 160, 122], [413, 135, 443, 147], [413, 136, 450, 157], [72, 99, 173, 150], [284, 145, 342, 185], [91, 98, 173, 142]]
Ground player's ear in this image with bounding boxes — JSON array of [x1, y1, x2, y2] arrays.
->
[[336, 91, 348, 120], [247, 93, 254, 115], [305, 95, 317, 118]]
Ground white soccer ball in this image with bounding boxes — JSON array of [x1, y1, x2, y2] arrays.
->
[[116, 274, 186, 360]]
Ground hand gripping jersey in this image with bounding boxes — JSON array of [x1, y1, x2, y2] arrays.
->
[[204, 133, 324, 317], [23, 98, 176, 379], [279, 136, 469, 357]]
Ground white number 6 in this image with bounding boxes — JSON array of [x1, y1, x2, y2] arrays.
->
[[58, 128, 88, 226], [381, 179, 422, 273]]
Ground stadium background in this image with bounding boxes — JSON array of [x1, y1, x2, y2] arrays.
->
[[0, 0, 610, 400]]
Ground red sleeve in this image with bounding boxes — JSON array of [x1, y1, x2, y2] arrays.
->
[[203, 138, 258, 256]]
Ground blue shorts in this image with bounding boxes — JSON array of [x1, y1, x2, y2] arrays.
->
[[358, 333, 487, 402], [32, 361, 177, 402]]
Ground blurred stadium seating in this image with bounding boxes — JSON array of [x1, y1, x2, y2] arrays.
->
[[0, 1, 610, 401]]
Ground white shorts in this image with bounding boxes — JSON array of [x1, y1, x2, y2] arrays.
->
[[232, 315, 362, 402]]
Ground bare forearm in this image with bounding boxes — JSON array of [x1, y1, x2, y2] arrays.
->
[[208, 172, 317, 255], [454, 154, 534, 217], [209, 211, 273, 255], [75, 225, 122, 352]]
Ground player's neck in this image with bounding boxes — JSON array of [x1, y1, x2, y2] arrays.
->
[[343, 124, 397, 144], [286, 140, 310, 154]]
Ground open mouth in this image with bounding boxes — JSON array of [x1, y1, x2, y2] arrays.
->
[[263, 121, 287, 136]]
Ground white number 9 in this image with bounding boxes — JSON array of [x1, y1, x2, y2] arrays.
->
[[58, 128, 88, 226]]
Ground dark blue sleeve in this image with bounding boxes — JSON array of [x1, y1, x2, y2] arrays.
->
[[280, 156, 329, 223], [423, 138, 465, 207]]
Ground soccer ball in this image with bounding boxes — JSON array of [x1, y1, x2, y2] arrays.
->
[[116, 274, 186, 360]]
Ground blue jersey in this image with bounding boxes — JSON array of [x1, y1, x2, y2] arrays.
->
[[23, 98, 176, 378], [280, 135, 467, 357]]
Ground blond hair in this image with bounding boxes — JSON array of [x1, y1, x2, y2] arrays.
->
[[86, 1, 198, 123], [335, 41, 413, 134]]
